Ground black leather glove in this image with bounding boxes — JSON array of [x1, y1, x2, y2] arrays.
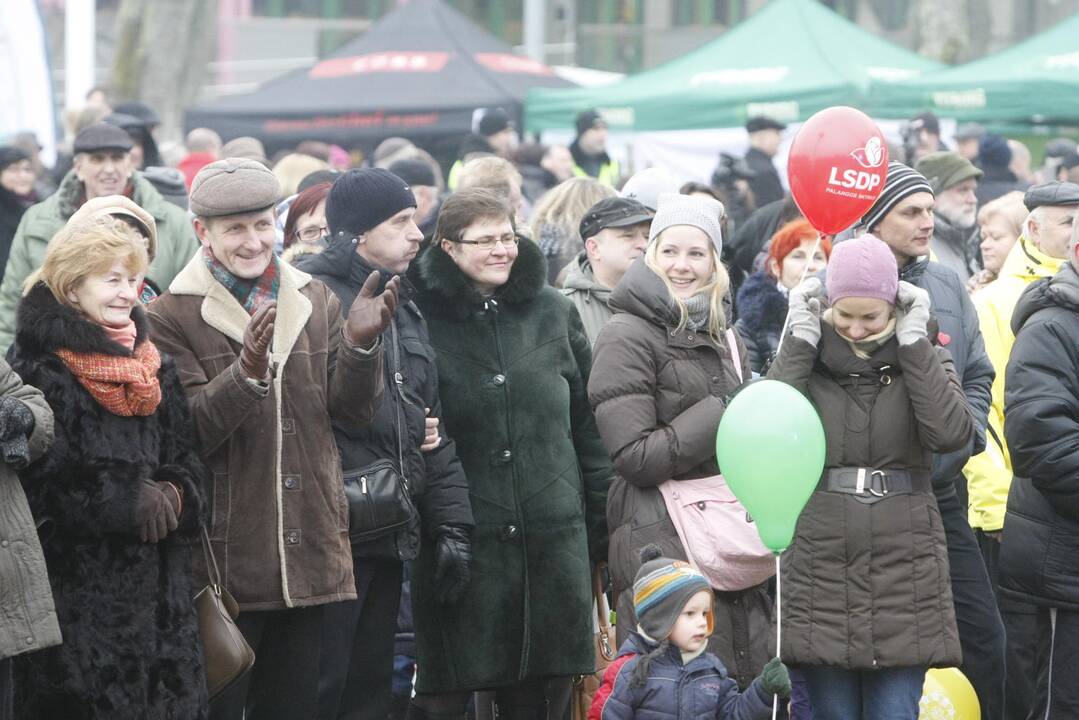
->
[[134, 479, 178, 543], [434, 525, 472, 604]]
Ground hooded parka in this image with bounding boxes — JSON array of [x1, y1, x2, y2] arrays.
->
[[406, 237, 612, 693], [0, 170, 199, 351], [10, 284, 208, 719], [767, 322, 971, 670], [588, 258, 773, 690], [147, 254, 384, 610], [561, 251, 615, 345]]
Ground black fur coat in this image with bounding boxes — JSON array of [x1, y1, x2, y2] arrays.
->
[[9, 282, 208, 720], [733, 270, 789, 374]]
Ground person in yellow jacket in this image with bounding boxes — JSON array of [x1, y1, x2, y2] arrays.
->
[[571, 110, 620, 187], [963, 180, 1078, 719]]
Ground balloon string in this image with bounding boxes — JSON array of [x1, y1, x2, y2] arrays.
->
[[772, 553, 781, 720], [774, 232, 824, 358]]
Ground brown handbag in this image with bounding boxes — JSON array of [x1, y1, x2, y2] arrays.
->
[[572, 565, 617, 720], [195, 526, 255, 699]]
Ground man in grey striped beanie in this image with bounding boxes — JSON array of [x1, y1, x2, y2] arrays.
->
[[858, 160, 1005, 718]]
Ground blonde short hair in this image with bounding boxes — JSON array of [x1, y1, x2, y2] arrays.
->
[[645, 230, 729, 343], [456, 156, 522, 197], [978, 191, 1027, 243], [33, 216, 149, 306]]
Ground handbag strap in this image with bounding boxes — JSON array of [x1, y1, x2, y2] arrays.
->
[[201, 524, 223, 591], [592, 564, 611, 632], [388, 319, 408, 488], [725, 328, 743, 383]]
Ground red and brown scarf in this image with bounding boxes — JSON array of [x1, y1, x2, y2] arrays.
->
[[55, 341, 162, 417]]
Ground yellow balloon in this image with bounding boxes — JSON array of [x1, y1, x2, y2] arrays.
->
[[919, 668, 980, 720]]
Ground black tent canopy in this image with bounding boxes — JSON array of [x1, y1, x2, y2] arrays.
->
[[185, 0, 573, 152]]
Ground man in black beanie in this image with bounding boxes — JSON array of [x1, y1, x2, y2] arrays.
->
[[293, 169, 474, 720], [571, 109, 619, 186], [388, 159, 441, 240]]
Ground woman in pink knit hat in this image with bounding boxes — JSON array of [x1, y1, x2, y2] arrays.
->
[[766, 234, 975, 719]]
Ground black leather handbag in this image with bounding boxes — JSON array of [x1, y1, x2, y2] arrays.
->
[[343, 320, 415, 545]]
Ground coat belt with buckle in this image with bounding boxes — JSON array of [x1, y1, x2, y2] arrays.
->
[[819, 467, 931, 505]]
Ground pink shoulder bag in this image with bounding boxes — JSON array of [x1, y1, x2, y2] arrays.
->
[[658, 329, 776, 591]]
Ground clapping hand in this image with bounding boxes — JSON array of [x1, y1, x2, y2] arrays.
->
[[240, 302, 276, 381], [345, 272, 399, 349]]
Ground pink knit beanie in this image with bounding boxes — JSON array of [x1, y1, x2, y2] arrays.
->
[[826, 234, 898, 305]]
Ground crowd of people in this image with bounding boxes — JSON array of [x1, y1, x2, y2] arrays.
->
[[0, 94, 1077, 720]]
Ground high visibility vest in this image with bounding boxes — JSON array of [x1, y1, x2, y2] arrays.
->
[[572, 159, 620, 187]]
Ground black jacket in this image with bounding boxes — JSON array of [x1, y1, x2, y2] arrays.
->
[[9, 283, 208, 719], [899, 257, 993, 498], [295, 238, 473, 560], [0, 188, 31, 287], [743, 148, 785, 208], [733, 271, 787, 373], [1000, 262, 1079, 609]]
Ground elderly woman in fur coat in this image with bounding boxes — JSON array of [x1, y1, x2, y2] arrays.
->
[[8, 214, 208, 718]]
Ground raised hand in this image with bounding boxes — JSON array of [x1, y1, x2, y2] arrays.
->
[[240, 301, 276, 380], [345, 272, 399, 349]]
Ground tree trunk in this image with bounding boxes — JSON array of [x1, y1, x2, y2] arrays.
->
[[915, 0, 969, 64], [109, 0, 216, 143]]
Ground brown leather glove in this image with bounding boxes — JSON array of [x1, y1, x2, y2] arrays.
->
[[135, 479, 178, 543], [345, 272, 399, 349], [239, 301, 276, 381]]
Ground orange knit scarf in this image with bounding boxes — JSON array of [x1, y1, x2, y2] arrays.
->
[[55, 341, 163, 417]]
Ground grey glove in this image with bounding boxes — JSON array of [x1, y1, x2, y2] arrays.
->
[[0, 397, 34, 469], [786, 277, 825, 347], [896, 281, 931, 345]]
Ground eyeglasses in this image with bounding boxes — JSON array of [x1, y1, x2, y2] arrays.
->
[[454, 233, 518, 251], [294, 225, 328, 243]]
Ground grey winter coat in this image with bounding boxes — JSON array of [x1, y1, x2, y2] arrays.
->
[[589, 258, 773, 690], [561, 252, 615, 346], [768, 324, 970, 670], [0, 358, 58, 661]]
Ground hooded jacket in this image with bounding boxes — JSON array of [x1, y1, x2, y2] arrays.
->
[[294, 237, 473, 560], [767, 321, 970, 669], [963, 236, 1062, 532], [10, 285, 208, 718], [0, 169, 200, 351], [561, 251, 615, 345], [930, 212, 978, 283], [148, 254, 384, 610], [589, 258, 773, 690], [406, 237, 612, 692], [999, 262, 1079, 609]]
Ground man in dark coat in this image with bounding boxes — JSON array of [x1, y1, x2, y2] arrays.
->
[[570, 110, 619, 187], [742, 116, 787, 208], [859, 162, 1003, 720], [999, 219, 1079, 719], [294, 168, 473, 720]]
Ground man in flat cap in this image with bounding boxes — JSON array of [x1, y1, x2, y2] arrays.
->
[[148, 158, 398, 720], [962, 181, 1079, 719], [570, 109, 620, 187], [562, 196, 653, 344], [857, 161, 1003, 718], [996, 180, 1079, 719], [954, 123, 986, 162], [743, 115, 787, 207], [0, 122, 198, 350], [916, 151, 984, 282]]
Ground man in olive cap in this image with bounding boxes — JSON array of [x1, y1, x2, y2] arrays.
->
[[148, 158, 399, 720], [915, 151, 984, 282], [0, 122, 199, 351]]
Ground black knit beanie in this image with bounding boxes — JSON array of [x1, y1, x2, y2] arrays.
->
[[0, 146, 30, 173], [326, 168, 417, 238]]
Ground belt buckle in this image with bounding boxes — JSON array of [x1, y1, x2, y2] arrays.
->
[[868, 470, 888, 497]]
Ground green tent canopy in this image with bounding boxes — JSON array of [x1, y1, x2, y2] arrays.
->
[[525, 0, 941, 133], [866, 11, 1079, 125]]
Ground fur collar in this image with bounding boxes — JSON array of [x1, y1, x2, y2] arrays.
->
[[14, 281, 151, 358], [55, 169, 167, 222], [409, 235, 546, 321], [735, 271, 788, 334], [167, 250, 313, 359]]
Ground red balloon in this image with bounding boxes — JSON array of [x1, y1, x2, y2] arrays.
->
[[787, 106, 889, 235]]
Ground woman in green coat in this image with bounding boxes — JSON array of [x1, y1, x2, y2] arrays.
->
[[407, 188, 612, 720]]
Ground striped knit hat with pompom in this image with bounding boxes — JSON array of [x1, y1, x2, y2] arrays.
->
[[633, 545, 713, 641]]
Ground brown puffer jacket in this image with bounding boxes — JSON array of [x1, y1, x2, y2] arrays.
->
[[767, 325, 971, 670], [588, 258, 773, 690]]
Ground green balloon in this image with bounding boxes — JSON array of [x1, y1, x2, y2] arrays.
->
[[715, 379, 826, 554]]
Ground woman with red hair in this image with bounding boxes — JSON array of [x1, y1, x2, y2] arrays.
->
[[281, 181, 331, 264], [734, 219, 831, 372]]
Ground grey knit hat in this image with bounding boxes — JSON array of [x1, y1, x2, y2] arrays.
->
[[861, 162, 934, 232], [649, 193, 724, 253]]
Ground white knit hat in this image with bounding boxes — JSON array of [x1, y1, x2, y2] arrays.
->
[[648, 193, 724, 253]]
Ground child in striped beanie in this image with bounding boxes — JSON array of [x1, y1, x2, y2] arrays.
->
[[588, 546, 790, 720]]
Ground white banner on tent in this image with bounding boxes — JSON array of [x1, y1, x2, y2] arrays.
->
[[0, 0, 57, 164]]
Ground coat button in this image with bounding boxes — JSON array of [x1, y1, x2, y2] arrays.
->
[[711, 376, 720, 383], [501, 449, 512, 461], [24, 637, 33, 646], [286, 530, 300, 545], [284, 476, 297, 489], [282, 418, 295, 434], [506, 525, 519, 538], [493, 374, 506, 386], [0, 540, 8, 548]]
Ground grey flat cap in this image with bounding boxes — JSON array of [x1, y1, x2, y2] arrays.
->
[[1023, 181, 1079, 211], [190, 158, 281, 218], [73, 122, 134, 154], [953, 123, 986, 140]]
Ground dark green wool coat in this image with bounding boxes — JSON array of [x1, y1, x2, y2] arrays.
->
[[407, 237, 612, 693]]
